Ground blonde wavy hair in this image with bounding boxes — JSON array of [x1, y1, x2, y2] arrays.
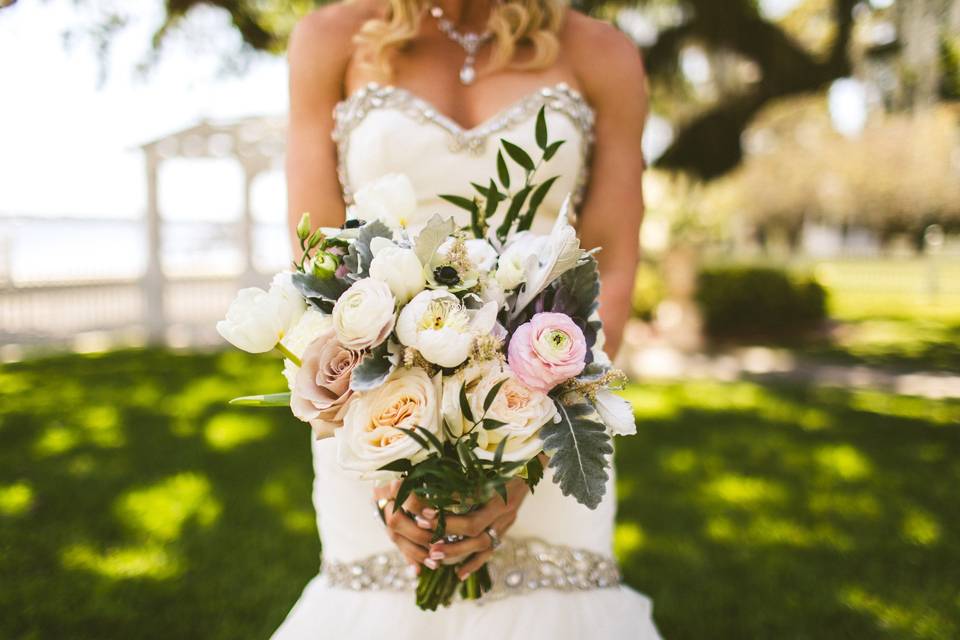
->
[[354, 0, 566, 81]]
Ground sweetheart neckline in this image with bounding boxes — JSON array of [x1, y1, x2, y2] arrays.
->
[[334, 81, 594, 136]]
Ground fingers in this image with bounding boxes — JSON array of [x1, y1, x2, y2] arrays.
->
[[443, 480, 527, 537], [383, 499, 435, 548], [390, 532, 429, 566], [457, 549, 493, 580]]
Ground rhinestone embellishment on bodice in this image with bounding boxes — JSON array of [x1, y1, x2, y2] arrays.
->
[[331, 82, 596, 211]]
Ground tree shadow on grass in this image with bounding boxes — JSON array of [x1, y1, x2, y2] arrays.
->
[[615, 381, 960, 640], [0, 349, 319, 640]]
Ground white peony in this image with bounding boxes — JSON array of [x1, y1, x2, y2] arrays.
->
[[436, 237, 498, 272], [332, 278, 396, 351], [369, 238, 425, 304], [443, 361, 556, 463], [495, 232, 547, 290], [336, 367, 442, 479], [396, 290, 497, 368], [352, 173, 418, 229], [594, 389, 637, 436], [216, 271, 306, 353]]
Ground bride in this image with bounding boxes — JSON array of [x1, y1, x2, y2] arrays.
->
[[274, 0, 658, 637]]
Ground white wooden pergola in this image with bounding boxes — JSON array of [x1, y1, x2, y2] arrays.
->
[[139, 115, 286, 344]]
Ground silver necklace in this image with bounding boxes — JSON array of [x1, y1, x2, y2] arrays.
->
[[429, 4, 494, 85]]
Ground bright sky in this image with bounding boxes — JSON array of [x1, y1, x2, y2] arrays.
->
[[0, 0, 289, 221]]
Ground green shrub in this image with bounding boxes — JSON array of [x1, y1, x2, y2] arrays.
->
[[696, 265, 828, 342], [631, 261, 666, 321]]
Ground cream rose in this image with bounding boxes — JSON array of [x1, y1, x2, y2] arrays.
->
[[336, 368, 442, 479], [396, 290, 497, 368], [289, 329, 363, 439], [443, 362, 556, 463], [332, 278, 396, 351]]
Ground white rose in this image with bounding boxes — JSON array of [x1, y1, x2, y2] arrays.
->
[[369, 240, 425, 304], [280, 307, 334, 387], [594, 389, 636, 436], [216, 271, 306, 353], [443, 361, 556, 462], [336, 367, 442, 479], [396, 290, 497, 368], [353, 173, 418, 229], [496, 233, 546, 290], [332, 278, 396, 351]]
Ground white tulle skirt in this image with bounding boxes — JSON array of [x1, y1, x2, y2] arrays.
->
[[271, 573, 663, 640]]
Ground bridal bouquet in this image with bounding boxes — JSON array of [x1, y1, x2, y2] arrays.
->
[[217, 109, 636, 610]]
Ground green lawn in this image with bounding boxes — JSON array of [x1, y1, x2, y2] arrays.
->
[[1, 349, 958, 639]]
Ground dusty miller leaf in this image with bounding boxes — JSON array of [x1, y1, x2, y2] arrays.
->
[[344, 220, 392, 279], [349, 341, 396, 391], [540, 399, 612, 510]]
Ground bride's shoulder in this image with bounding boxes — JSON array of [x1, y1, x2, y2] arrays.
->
[[288, 1, 379, 73], [560, 10, 648, 108]]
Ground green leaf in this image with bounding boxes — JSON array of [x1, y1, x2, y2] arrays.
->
[[517, 176, 560, 232], [535, 106, 548, 150], [439, 194, 478, 214], [349, 341, 396, 392], [483, 378, 508, 413], [417, 425, 445, 453], [540, 399, 613, 510], [414, 214, 457, 266], [459, 383, 475, 424], [344, 219, 392, 278], [397, 427, 431, 452], [495, 184, 532, 243], [501, 139, 535, 172], [496, 150, 510, 188], [378, 458, 413, 473], [228, 392, 291, 407], [482, 418, 508, 430], [524, 456, 545, 492], [543, 140, 565, 162], [493, 436, 509, 466], [494, 481, 508, 504]]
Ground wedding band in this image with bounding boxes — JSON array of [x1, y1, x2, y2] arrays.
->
[[485, 526, 502, 550]]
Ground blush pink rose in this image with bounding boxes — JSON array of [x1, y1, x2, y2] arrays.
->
[[507, 312, 587, 392], [290, 329, 363, 438]]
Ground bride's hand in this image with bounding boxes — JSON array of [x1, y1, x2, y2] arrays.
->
[[373, 480, 439, 573], [426, 477, 530, 581]]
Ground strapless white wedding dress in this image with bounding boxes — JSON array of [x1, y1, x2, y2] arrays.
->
[[271, 82, 662, 640]]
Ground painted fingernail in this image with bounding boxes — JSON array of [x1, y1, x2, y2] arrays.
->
[[424, 558, 438, 570], [429, 550, 445, 560], [415, 516, 434, 529], [421, 508, 438, 519], [459, 570, 471, 581]]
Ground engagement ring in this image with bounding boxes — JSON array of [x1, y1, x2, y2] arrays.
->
[[485, 526, 502, 550]]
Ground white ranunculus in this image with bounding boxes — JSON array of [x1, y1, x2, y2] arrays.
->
[[594, 389, 636, 436], [352, 173, 418, 229], [369, 240, 425, 304], [336, 367, 442, 479], [443, 361, 555, 463], [332, 278, 396, 351], [216, 271, 306, 353], [495, 232, 547, 290], [280, 307, 334, 387], [396, 290, 497, 368]]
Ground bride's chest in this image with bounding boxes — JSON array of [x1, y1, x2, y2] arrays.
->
[[331, 83, 595, 229]]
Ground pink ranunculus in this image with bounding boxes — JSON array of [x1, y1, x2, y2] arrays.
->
[[507, 312, 587, 392], [290, 329, 363, 439]]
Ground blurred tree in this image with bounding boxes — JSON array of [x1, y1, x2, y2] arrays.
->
[[66, 0, 863, 179]]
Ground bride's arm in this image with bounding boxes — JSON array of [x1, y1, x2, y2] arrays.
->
[[285, 7, 357, 260], [571, 21, 650, 359]]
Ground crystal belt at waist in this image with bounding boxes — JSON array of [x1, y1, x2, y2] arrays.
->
[[320, 536, 621, 603]]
